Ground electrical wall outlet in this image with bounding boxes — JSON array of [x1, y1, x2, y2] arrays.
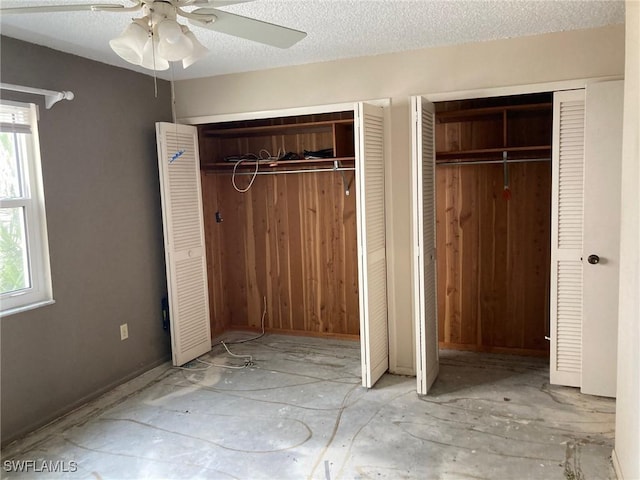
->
[[120, 323, 129, 341]]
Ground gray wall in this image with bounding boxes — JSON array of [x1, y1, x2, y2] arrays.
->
[[0, 37, 173, 445]]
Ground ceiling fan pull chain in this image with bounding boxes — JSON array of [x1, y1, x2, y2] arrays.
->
[[150, 26, 159, 97], [169, 63, 185, 162]]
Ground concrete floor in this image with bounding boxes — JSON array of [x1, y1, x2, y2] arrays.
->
[[2, 334, 616, 479]]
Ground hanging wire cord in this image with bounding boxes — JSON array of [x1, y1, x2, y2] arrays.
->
[[231, 149, 283, 193], [231, 153, 259, 193], [174, 297, 267, 371]]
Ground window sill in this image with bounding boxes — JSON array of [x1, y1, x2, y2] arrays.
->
[[1, 299, 56, 318]]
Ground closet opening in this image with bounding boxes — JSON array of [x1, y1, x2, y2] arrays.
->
[[158, 102, 388, 385], [433, 92, 553, 359], [196, 111, 361, 341]]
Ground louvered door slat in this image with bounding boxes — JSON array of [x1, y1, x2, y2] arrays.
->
[[550, 90, 585, 387], [411, 96, 439, 395], [156, 122, 212, 366], [356, 102, 388, 388]]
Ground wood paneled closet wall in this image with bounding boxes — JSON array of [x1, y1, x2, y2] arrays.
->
[[435, 93, 553, 356], [198, 112, 360, 339]]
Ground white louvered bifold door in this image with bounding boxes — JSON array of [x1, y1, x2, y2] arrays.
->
[[550, 90, 585, 387], [156, 122, 212, 366], [355, 102, 388, 388], [411, 96, 439, 395]]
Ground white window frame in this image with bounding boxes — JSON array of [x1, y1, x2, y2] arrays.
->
[[0, 100, 53, 316]]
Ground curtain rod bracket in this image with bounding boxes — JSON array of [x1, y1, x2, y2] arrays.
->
[[44, 91, 75, 109], [1, 83, 75, 109]]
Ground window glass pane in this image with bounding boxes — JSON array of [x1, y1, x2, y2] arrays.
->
[[0, 207, 31, 295], [0, 132, 23, 199]]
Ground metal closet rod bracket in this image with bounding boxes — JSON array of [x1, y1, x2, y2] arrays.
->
[[1, 83, 75, 109], [334, 159, 354, 196]]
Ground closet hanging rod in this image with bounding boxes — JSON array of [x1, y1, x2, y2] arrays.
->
[[436, 157, 550, 167], [0, 82, 75, 109], [210, 166, 356, 176]]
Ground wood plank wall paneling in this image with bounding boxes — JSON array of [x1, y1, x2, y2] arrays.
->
[[201, 170, 359, 337], [201, 171, 227, 337], [213, 131, 335, 161], [436, 161, 552, 353]]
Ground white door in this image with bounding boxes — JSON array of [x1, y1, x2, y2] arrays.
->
[[581, 80, 624, 397], [355, 102, 388, 388], [411, 96, 439, 395], [550, 89, 586, 387], [156, 122, 212, 366]]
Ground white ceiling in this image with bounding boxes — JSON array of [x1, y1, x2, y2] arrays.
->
[[0, 0, 625, 81]]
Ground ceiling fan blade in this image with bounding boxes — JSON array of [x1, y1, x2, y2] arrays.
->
[[0, 4, 133, 14], [188, 0, 255, 6], [189, 8, 307, 49]]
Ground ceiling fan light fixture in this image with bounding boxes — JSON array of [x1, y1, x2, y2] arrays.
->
[[140, 35, 170, 71], [157, 20, 193, 61], [156, 18, 182, 44], [109, 17, 149, 66], [110, 3, 209, 70], [182, 27, 209, 69]]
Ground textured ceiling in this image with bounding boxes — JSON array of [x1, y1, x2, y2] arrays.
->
[[0, 0, 625, 81]]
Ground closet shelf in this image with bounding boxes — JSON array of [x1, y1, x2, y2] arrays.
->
[[436, 102, 553, 124], [201, 119, 354, 137], [436, 145, 551, 162], [202, 156, 356, 172]]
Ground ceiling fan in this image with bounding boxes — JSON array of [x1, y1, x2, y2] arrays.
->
[[0, 0, 307, 70]]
